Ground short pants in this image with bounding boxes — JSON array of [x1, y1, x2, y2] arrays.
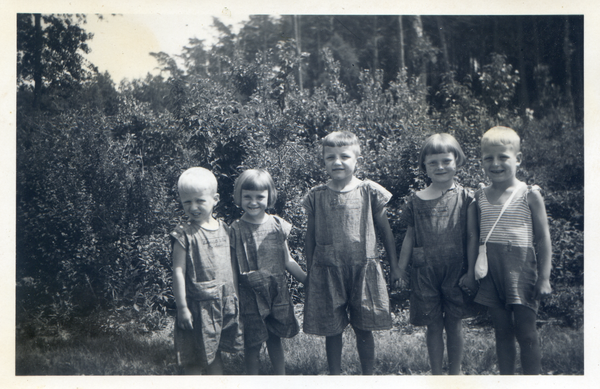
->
[[303, 258, 392, 336], [474, 242, 539, 313], [409, 247, 465, 326], [238, 270, 299, 348]]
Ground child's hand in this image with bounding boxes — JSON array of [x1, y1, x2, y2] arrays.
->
[[459, 272, 478, 296], [391, 268, 409, 290], [533, 278, 552, 300], [177, 307, 194, 330]]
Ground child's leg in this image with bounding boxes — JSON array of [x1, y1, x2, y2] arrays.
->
[[444, 316, 464, 375], [489, 306, 517, 374], [244, 344, 262, 375], [353, 327, 374, 375], [266, 330, 286, 375], [513, 305, 541, 375], [425, 320, 445, 375], [326, 334, 343, 375], [207, 351, 224, 375]]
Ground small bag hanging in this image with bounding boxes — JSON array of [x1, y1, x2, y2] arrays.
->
[[474, 183, 524, 280]]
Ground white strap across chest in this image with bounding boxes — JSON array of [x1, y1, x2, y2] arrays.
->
[[483, 183, 525, 244]]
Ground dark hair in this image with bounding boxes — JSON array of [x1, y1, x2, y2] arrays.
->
[[418, 133, 466, 172], [233, 169, 277, 208]]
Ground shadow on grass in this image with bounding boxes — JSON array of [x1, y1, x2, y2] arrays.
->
[[16, 310, 583, 375]]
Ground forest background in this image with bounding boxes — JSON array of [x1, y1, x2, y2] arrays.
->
[[9, 5, 588, 379]]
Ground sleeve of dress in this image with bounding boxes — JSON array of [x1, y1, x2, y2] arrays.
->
[[276, 216, 293, 240], [169, 223, 187, 251], [229, 221, 238, 249], [367, 180, 392, 214], [301, 188, 315, 217]]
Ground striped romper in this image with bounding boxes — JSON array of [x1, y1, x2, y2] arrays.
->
[[474, 184, 542, 312]]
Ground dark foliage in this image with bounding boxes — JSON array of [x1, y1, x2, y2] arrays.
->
[[16, 14, 583, 334]]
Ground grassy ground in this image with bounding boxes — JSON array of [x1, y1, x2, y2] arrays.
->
[[15, 305, 583, 375]]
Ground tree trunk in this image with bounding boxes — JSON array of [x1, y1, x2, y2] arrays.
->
[[517, 17, 529, 111], [294, 15, 303, 92], [398, 16, 405, 70], [372, 16, 379, 73], [563, 17, 575, 117], [437, 17, 450, 73], [412, 15, 428, 96], [33, 13, 42, 108]]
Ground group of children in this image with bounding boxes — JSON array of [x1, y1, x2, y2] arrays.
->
[[170, 126, 552, 375]]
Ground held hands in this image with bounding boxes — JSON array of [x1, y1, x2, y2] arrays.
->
[[177, 306, 194, 330], [533, 278, 552, 300], [459, 272, 478, 296], [390, 267, 409, 291]]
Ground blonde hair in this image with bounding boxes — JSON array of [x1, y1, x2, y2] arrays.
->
[[481, 126, 521, 152], [177, 167, 218, 195], [233, 169, 277, 208], [322, 131, 361, 157], [418, 133, 466, 172]]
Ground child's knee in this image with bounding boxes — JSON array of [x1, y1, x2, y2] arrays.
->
[[352, 327, 373, 340], [515, 326, 538, 347]]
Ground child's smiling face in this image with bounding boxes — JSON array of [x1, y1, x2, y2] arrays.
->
[[180, 187, 219, 225], [481, 142, 522, 184], [323, 145, 359, 183], [240, 189, 269, 221], [423, 152, 457, 185]]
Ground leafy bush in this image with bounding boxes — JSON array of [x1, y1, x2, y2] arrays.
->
[[16, 43, 583, 333]]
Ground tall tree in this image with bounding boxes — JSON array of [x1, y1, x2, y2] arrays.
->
[[181, 38, 210, 77], [398, 16, 405, 70], [17, 13, 96, 108], [562, 16, 575, 117], [294, 15, 304, 92]]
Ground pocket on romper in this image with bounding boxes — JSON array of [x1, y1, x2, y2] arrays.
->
[[313, 243, 339, 266], [411, 247, 426, 268], [187, 279, 223, 301]]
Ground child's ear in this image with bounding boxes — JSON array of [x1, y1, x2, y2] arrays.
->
[[357, 155, 364, 164], [516, 152, 523, 166], [214, 193, 220, 203]]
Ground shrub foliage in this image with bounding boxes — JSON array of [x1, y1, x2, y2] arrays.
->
[[17, 30, 583, 333]]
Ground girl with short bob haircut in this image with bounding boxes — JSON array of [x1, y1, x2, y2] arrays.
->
[[418, 133, 467, 172], [233, 169, 278, 208], [230, 169, 306, 375]]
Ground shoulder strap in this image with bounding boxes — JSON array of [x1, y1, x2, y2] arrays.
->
[[232, 221, 253, 274], [483, 183, 525, 244]]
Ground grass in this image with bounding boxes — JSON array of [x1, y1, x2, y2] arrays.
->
[[15, 306, 583, 375]]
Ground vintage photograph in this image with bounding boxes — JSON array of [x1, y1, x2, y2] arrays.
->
[[7, 1, 592, 385]]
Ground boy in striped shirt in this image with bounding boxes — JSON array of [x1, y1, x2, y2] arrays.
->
[[463, 126, 552, 375]]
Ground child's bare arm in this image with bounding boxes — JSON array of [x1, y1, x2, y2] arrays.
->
[[396, 226, 414, 289], [304, 214, 316, 272], [230, 245, 240, 297], [460, 201, 480, 293], [529, 190, 552, 299], [374, 207, 398, 269], [173, 242, 193, 330], [284, 240, 307, 283]]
